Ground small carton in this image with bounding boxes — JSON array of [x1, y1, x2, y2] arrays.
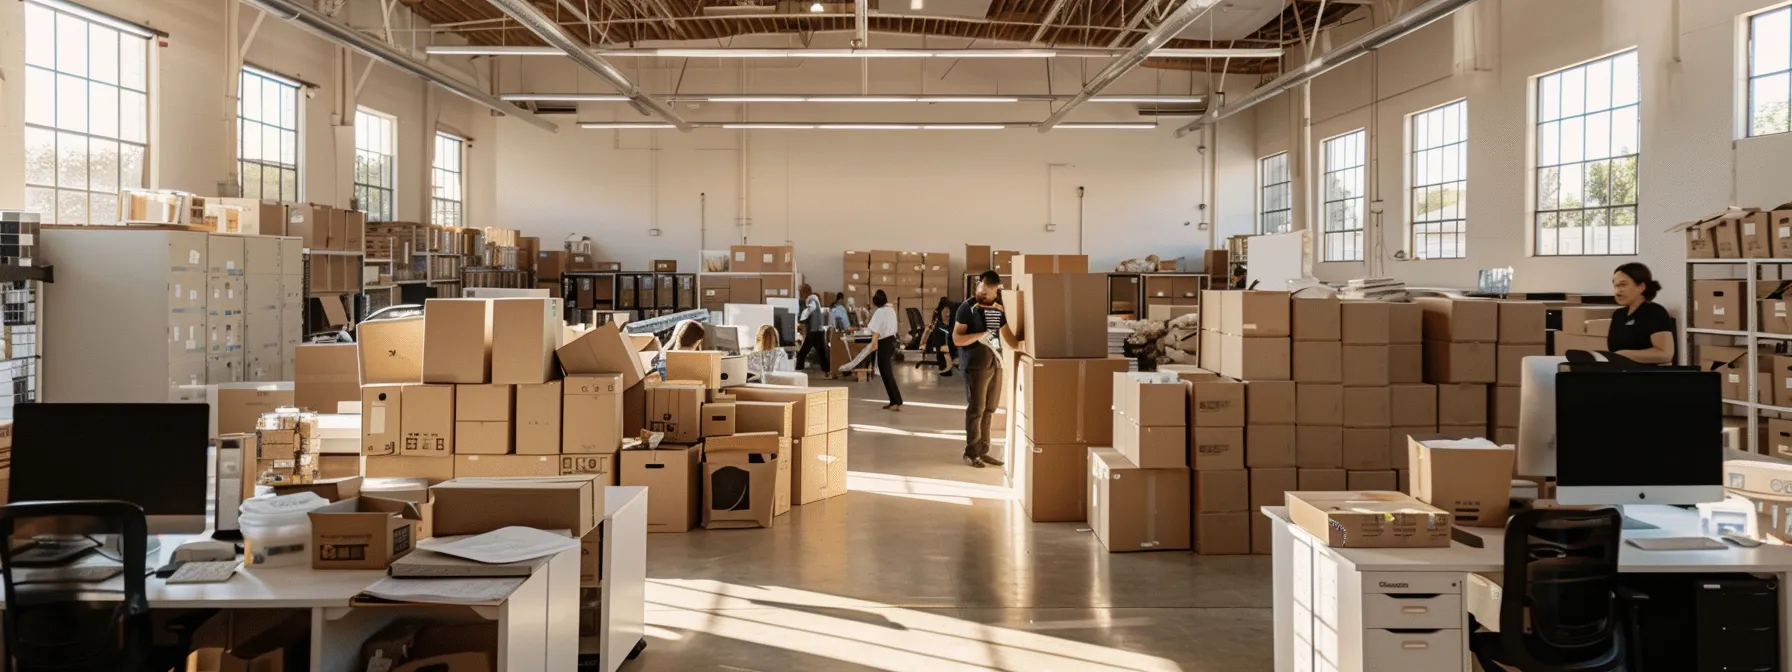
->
[[1771, 204, 1792, 258], [1292, 341, 1343, 384], [563, 374, 623, 454], [702, 402, 737, 437], [429, 475, 600, 537], [1296, 426, 1344, 468], [666, 350, 725, 390], [1250, 468, 1299, 510], [1114, 409, 1188, 469], [358, 316, 424, 385], [1290, 297, 1341, 342], [1246, 380, 1297, 425], [1693, 280, 1748, 331], [646, 382, 705, 444], [620, 446, 702, 533], [1194, 469, 1249, 513], [1285, 490, 1452, 548], [1217, 333, 1291, 381], [1246, 425, 1297, 468], [1389, 384, 1438, 427], [704, 442, 790, 529], [361, 384, 404, 456], [400, 384, 455, 456], [1342, 386, 1391, 428], [309, 496, 422, 570], [515, 381, 562, 455], [736, 400, 794, 437], [1497, 344, 1547, 387], [1406, 435, 1516, 527], [557, 322, 650, 388], [1342, 428, 1392, 470], [1557, 306, 1611, 335], [1087, 447, 1191, 552], [1113, 372, 1188, 427], [1388, 302, 1423, 344], [1339, 301, 1391, 345], [965, 245, 992, 273], [1297, 468, 1348, 491], [1019, 435, 1087, 523], [455, 384, 513, 423], [422, 299, 493, 384], [455, 421, 511, 455], [1191, 426, 1245, 471], [1213, 290, 1291, 337], [1188, 378, 1246, 428], [732, 385, 829, 437], [1424, 341, 1497, 384], [1496, 302, 1548, 345], [295, 344, 360, 414], [1668, 208, 1747, 259], [1437, 384, 1489, 427], [1296, 384, 1343, 426], [491, 298, 563, 385], [1414, 297, 1499, 343], [1388, 344, 1424, 384]]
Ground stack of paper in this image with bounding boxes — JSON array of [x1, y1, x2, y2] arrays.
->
[[1337, 277, 1409, 301]]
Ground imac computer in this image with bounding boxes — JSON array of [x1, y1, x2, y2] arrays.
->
[[1553, 368, 1723, 505], [11, 403, 210, 537], [1516, 355, 1569, 477]]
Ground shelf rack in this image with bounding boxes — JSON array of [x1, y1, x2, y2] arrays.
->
[[1682, 257, 1792, 454]]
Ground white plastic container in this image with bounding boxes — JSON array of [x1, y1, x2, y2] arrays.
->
[[238, 492, 330, 567]]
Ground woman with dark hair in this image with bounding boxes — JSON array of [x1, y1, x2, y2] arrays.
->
[[923, 296, 958, 377], [866, 290, 904, 410], [1607, 262, 1675, 365]]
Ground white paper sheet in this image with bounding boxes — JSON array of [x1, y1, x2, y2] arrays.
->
[[362, 576, 525, 604], [416, 527, 580, 565]]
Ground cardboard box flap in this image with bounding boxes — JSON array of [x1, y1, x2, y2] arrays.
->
[[313, 495, 423, 521], [1669, 207, 1756, 233], [557, 322, 649, 385]]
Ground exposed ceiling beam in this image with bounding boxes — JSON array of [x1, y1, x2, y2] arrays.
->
[[238, 0, 558, 132], [504, 92, 1209, 103], [577, 121, 1161, 129], [484, 0, 691, 130], [423, 45, 1282, 58], [1028, 0, 1075, 44], [1038, 0, 1222, 131], [853, 0, 869, 46], [1105, 0, 1172, 47]]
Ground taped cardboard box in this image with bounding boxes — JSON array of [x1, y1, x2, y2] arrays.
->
[[1290, 297, 1341, 341], [1296, 426, 1343, 469], [1292, 340, 1342, 384], [1437, 384, 1489, 427], [1015, 355, 1132, 444], [358, 316, 424, 385], [1113, 409, 1187, 469], [646, 382, 705, 444], [364, 456, 455, 484], [666, 350, 725, 390], [361, 385, 404, 456], [1339, 301, 1390, 345], [1406, 435, 1515, 527], [1693, 280, 1748, 331], [702, 402, 737, 437], [430, 475, 600, 537], [1414, 297, 1498, 343], [1388, 344, 1423, 384], [1194, 469, 1249, 513], [1195, 512, 1250, 556], [1246, 381, 1296, 425], [1017, 432, 1087, 523], [421, 299, 493, 384], [515, 381, 562, 455], [309, 496, 421, 570], [1296, 384, 1343, 426], [1246, 425, 1297, 468], [733, 385, 828, 437], [790, 430, 849, 506], [825, 387, 848, 432], [295, 344, 359, 414], [1342, 386, 1391, 428], [1388, 302, 1423, 344], [1286, 490, 1452, 548], [1496, 302, 1548, 345], [1668, 208, 1745, 259], [564, 374, 623, 454], [1012, 274, 1108, 359], [1342, 428, 1391, 470], [1113, 372, 1188, 427], [736, 400, 794, 436], [1424, 341, 1497, 384], [212, 384, 294, 438], [1192, 426, 1244, 471], [620, 446, 701, 533], [491, 298, 562, 385], [1204, 290, 1290, 337], [1389, 384, 1438, 427], [1188, 378, 1245, 428], [1087, 447, 1191, 552], [1556, 305, 1611, 335], [400, 384, 454, 456]]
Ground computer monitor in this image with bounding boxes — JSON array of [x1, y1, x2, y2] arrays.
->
[[1516, 355, 1569, 476], [1554, 369, 1723, 506], [11, 403, 210, 534]]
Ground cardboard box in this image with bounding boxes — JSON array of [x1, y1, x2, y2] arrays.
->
[[515, 381, 562, 455], [1246, 425, 1297, 468], [563, 374, 623, 454], [430, 475, 600, 537], [1296, 426, 1343, 468], [455, 384, 513, 423], [965, 245, 992, 273], [537, 251, 566, 279], [730, 245, 763, 272], [1406, 435, 1515, 527], [1388, 344, 1424, 384], [1290, 297, 1341, 341], [362, 385, 404, 456], [1195, 512, 1250, 555], [1297, 468, 1347, 491], [455, 421, 511, 455], [1669, 209, 1744, 258], [1768, 419, 1792, 459], [620, 446, 701, 533], [647, 382, 705, 443], [1208, 290, 1291, 337], [1339, 301, 1390, 345], [454, 454, 558, 478], [1250, 467, 1299, 509], [1496, 344, 1547, 387], [1011, 254, 1088, 274], [1014, 274, 1107, 359], [1286, 491, 1451, 548], [1332, 344, 1390, 388], [825, 430, 850, 502], [703, 402, 737, 437], [491, 298, 562, 385], [1114, 410, 1188, 469], [1424, 341, 1497, 383], [422, 299, 492, 384], [295, 344, 360, 414], [992, 249, 1017, 275], [788, 431, 845, 506], [1492, 385, 1521, 429], [1762, 294, 1792, 334], [1292, 341, 1343, 383], [1087, 447, 1191, 552], [1343, 428, 1391, 470], [1415, 297, 1498, 343], [400, 384, 454, 456], [1497, 302, 1547, 344], [1113, 373, 1188, 427], [1343, 386, 1391, 428], [1693, 280, 1748, 330], [364, 455, 455, 483], [1388, 384, 1438, 427], [1437, 384, 1489, 427], [1216, 333, 1291, 381], [1296, 384, 1343, 426], [666, 350, 724, 390], [1246, 381, 1296, 425], [1015, 355, 1133, 444], [1557, 306, 1611, 335], [1388, 302, 1423, 344], [728, 277, 764, 304], [1389, 428, 1430, 469], [1191, 426, 1245, 471], [319, 455, 370, 483], [212, 385, 295, 438], [1188, 378, 1246, 428], [557, 323, 651, 388], [1348, 470, 1399, 491], [732, 385, 829, 437], [309, 496, 421, 570], [1194, 470, 1249, 513], [358, 316, 424, 385], [703, 443, 789, 529], [736, 401, 794, 437]]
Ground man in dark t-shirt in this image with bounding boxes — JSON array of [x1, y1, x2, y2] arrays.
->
[[953, 270, 1017, 468]]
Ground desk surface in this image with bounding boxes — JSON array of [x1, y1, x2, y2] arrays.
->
[[1262, 505, 1792, 573]]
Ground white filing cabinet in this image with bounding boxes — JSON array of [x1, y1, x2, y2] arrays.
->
[[1287, 526, 1468, 672]]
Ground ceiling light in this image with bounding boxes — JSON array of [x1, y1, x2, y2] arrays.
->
[[579, 122, 677, 129], [722, 123, 819, 129], [817, 123, 922, 130], [804, 95, 922, 103], [1056, 122, 1159, 130], [1091, 95, 1207, 104], [706, 96, 807, 102], [423, 45, 1283, 60], [917, 96, 1023, 103], [921, 124, 1008, 130], [501, 93, 630, 102], [809, 2, 824, 11]]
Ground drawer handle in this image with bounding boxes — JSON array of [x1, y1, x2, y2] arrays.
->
[[1401, 642, 1430, 650], [1400, 606, 1429, 615]]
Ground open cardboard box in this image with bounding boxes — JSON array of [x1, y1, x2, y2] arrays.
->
[[308, 495, 422, 570], [1285, 490, 1452, 548]]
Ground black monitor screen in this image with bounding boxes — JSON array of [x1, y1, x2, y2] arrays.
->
[[1555, 370, 1722, 487], [10, 403, 209, 516]]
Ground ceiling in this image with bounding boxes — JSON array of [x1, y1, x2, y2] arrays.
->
[[406, 0, 1356, 73]]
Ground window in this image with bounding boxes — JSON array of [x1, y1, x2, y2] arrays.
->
[[432, 132, 465, 226], [1534, 50, 1638, 256], [1259, 152, 1292, 234], [1410, 100, 1469, 260], [354, 108, 396, 222], [22, 0, 153, 224], [238, 66, 300, 202], [1321, 130, 1366, 262], [1750, 6, 1792, 136]]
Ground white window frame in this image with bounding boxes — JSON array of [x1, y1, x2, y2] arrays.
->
[[1748, 5, 1792, 137], [238, 65, 302, 202], [1408, 99, 1469, 260], [1258, 152, 1292, 234], [432, 131, 465, 227], [1321, 129, 1367, 263], [1532, 49, 1639, 257], [22, 0, 155, 225], [354, 107, 396, 222]]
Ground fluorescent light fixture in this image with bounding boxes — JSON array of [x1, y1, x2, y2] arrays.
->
[[1091, 95, 1206, 104], [425, 45, 1283, 60], [917, 96, 1023, 103], [921, 124, 1007, 130], [1056, 122, 1159, 129], [28, 0, 157, 38], [501, 93, 630, 102], [721, 123, 819, 129], [427, 45, 558, 56], [579, 122, 677, 129], [804, 95, 922, 103], [706, 96, 807, 102], [1155, 48, 1284, 59], [809, 2, 824, 11], [817, 123, 922, 130]]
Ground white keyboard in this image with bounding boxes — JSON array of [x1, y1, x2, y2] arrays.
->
[[1626, 536, 1728, 551], [167, 561, 240, 584]]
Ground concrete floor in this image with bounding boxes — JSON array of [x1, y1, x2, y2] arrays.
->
[[633, 364, 1275, 671]]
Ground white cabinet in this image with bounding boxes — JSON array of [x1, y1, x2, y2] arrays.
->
[[1284, 524, 1468, 672]]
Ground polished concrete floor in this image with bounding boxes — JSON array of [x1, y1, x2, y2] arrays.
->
[[634, 363, 1275, 671]]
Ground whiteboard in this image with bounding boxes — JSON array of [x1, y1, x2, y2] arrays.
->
[[1246, 230, 1311, 291]]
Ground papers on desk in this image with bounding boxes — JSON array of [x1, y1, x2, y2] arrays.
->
[[362, 576, 525, 605], [417, 527, 579, 565]]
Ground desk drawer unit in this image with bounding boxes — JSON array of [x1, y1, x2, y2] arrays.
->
[[1362, 629, 1463, 671], [1361, 593, 1462, 630], [1285, 524, 1469, 672]]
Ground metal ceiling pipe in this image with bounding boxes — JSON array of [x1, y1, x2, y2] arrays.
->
[[238, 0, 558, 132], [1037, 0, 1222, 132], [1175, 0, 1476, 136], [483, 0, 691, 131], [1029, 0, 1074, 44]]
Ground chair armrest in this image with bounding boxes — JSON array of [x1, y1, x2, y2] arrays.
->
[[1615, 586, 1650, 672]]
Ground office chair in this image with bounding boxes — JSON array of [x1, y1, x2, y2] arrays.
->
[[0, 501, 193, 672], [1469, 507, 1649, 672], [903, 308, 926, 350]]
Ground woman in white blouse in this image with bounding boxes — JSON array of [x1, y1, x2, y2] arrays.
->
[[866, 290, 904, 410]]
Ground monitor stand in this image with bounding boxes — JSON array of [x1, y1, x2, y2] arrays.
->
[[98, 534, 162, 560], [1618, 505, 1660, 531]]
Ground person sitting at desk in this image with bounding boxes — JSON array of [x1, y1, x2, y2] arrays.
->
[[1606, 262, 1675, 365]]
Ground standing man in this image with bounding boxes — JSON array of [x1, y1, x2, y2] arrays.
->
[[953, 270, 1018, 468], [794, 284, 829, 374]]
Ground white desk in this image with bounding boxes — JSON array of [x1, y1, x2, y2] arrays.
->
[[1262, 505, 1792, 672]]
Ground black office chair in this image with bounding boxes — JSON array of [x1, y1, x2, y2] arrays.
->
[[0, 500, 192, 672], [1470, 507, 1649, 672], [903, 308, 926, 350]]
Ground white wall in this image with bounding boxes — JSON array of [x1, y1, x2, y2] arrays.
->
[[491, 34, 1259, 291], [1249, 0, 1792, 316], [0, 0, 497, 222]]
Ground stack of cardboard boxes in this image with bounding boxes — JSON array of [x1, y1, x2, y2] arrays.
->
[[1097, 373, 1192, 552], [1553, 304, 1613, 354], [730, 384, 850, 515], [1416, 298, 1497, 453], [842, 249, 951, 330], [1492, 302, 1548, 445], [1181, 369, 1249, 555]]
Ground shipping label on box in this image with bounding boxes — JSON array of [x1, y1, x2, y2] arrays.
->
[[361, 385, 403, 456], [400, 384, 454, 456]]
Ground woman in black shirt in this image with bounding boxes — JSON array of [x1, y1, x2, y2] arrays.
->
[[1607, 262, 1675, 364]]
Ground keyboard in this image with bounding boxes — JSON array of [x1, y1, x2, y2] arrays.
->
[[167, 561, 239, 585], [22, 565, 123, 584], [1627, 536, 1729, 551]]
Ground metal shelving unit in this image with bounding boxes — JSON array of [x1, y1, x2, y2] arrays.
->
[[1683, 257, 1792, 454]]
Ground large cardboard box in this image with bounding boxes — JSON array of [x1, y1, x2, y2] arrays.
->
[[422, 299, 493, 384], [1388, 302, 1423, 344], [1192, 426, 1245, 471], [1194, 470, 1249, 513], [1195, 512, 1250, 555], [1437, 384, 1489, 427], [1388, 344, 1424, 384], [1296, 384, 1343, 426], [1342, 386, 1391, 428], [1018, 434, 1087, 522], [1286, 491, 1452, 548], [1341, 344, 1390, 387], [665, 350, 725, 390], [1250, 468, 1299, 510], [490, 298, 562, 385], [1342, 428, 1391, 470], [1492, 385, 1521, 429], [1389, 384, 1439, 427], [1296, 426, 1343, 468], [1216, 333, 1291, 381], [454, 454, 558, 478], [212, 384, 295, 438], [1340, 301, 1390, 345], [789, 429, 849, 505], [1208, 290, 1290, 337], [703, 439, 790, 529], [557, 323, 650, 388], [732, 385, 829, 437], [1407, 435, 1515, 527], [563, 374, 623, 454], [1114, 410, 1187, 469], [295, 344, 360, 413], [1087, 447, 1191, 552], [1497, 302, 1547, 344], [1113, 373, 1188, 427], [455, 421, 511, 455], [1014, 274, 1107, 359], [1246, 381, 1296, 425], [1290, 297, 1340, 341], [1188, 378, 1245, 428], [430, 475, 600, 537], [1693, 280, 1748, 330], [1297, 468, 1347, 491], [1497, 344, 1547, 387], [736, 401, 794, 437], [1292, 341, 1343, 383], [362, 385, 404, 456], [1011, 254, 1089, 274], [1424, 341, 1497, 384], [309, 496, 421, 570], [515, 381, 562, 455], [646, 382, 705, 444], [400, 384, 454, 456], [358, 316, 424, 385], [620, 446, 701, 533], [1415, 297, 1498, 343], [1246, 425, 1297, 468], [1015, 355, 1132, 444]]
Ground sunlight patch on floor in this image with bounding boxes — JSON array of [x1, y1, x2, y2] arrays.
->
[[848, 471, 1016, 502]]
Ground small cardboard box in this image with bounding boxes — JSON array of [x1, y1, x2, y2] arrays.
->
[[1492, 385, 1521, 429], [1406, 435, 1515, 527], [1195, 512, 1250, 555], [1286, 490, 1452, 548], [646, 382, 705, 444], [1016, 355, 1133, 444], [1194, 469, 1249, 513], [1437, 384, 1489, 427], [400, 384, 455, 456], [1297, 468, 1347, 491], [563, 374, 623, 454], [422, 299, 493, 384], [455, 421, 511, 455], [429, 475, 600, 537], [1557, 306, 1611, 335], [1296, 384, 1343, 426], [1113, 373, 1188, 427], [1340, 301, 1391, 345], [1388, 302, 1423, 344], [1693, 280, 1748, 331], [1389, 384, 1438, 427], [295, 344, 360, 414], [965, 245, 992, 273], [365, 456, 456, 484], [1767, 419, 1792, 460], [1388, 344, 1424, 384], [1668, 208, 1746, 259], [1188, 378, 1245, 428], [1496, 302, 1547, 345], [1292, 341, 1343, 384], [1191, 426, 1245, 471], [1342, 428, 1392, 470], [1114, 410, 1188, 469], [732, 385, 829, 437], [1342, 386, 1391, 428], [1296, 426, 1343, 468], [1211, 290, 1291, 337], [1087, 447, 1191, 552], [736, 400, 794, 437], [620, 446, 702, 533], [491, 298, 563, 385], [704, 443, 790, 529], [557, 322, 650, 388], [358, 316, 424, 385], [1424, 341, 1497, 384], [362, 385, 404, 456], [665, 350, 725, 390], [309, 496, 421, 570], [1414, 297, 1498, 343], [1019, 436, 1088, 523], [1250, 468, 1299, 510], [455, 384, 513, 423], [515, 381, 562, 455], [1772, 204, 1792, 258], [730, 245, 763, 272], [702, 402, 737, 437], [1246, 425, 1297, 468], [1216, 333, 1291, 381], [1246, 381, 1297, 425], [1290, 297, 1341, 342]]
